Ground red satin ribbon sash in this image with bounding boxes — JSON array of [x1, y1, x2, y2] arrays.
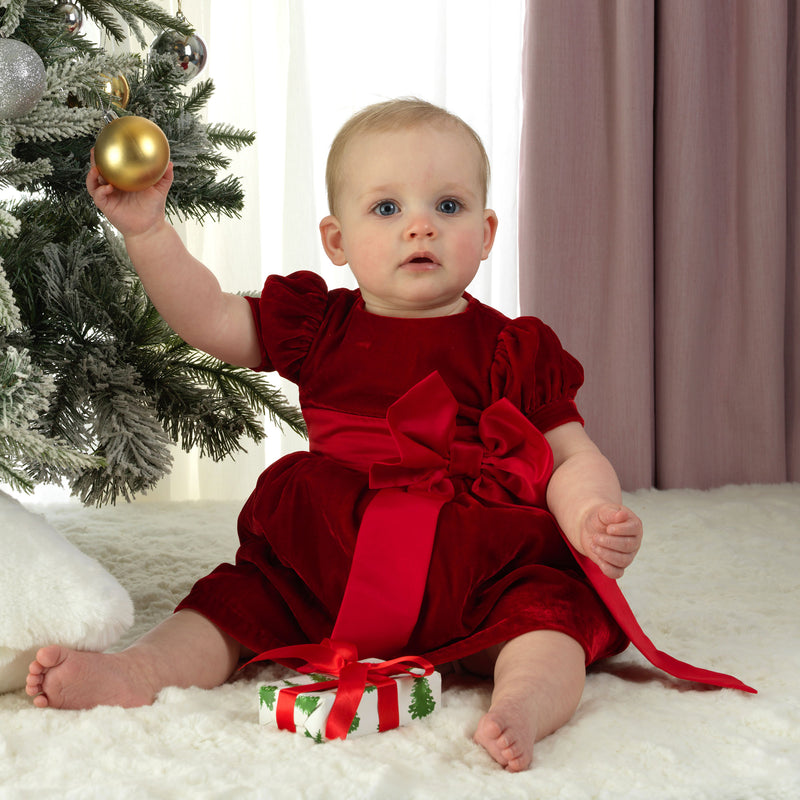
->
[[564, 542, 756, 692], [311, 370, 755, 693], [331, 488, 443, 655], [244, 639, 434, 739]]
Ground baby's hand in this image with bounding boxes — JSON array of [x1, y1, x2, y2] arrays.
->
[[581, 504, 643, 579], [86, 153, 174, 239]]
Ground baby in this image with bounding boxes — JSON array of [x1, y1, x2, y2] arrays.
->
[[27, 98, 645, 772]]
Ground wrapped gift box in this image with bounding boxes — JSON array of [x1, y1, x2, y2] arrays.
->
[[258, 663, 441, 742]]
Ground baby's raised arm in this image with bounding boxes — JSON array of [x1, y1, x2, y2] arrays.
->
[[544, 422, 643, 579], [86, 161, 262, 369]]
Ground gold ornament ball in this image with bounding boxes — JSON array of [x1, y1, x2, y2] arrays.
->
[[94, 116, 170, 192], [101, 73, 130, 110]]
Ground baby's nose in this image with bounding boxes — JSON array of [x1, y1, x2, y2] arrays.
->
[[406, 213, 436, 238]]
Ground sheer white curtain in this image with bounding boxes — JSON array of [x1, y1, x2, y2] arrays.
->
[[142, 0, 526, 501]]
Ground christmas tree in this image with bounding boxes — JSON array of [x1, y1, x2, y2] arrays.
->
[[259, 684, 277, 711], [0, 1, 305, 505], [408, 676, 436, 720]]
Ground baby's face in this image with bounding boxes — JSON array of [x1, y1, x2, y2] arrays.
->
[[320, 124, 497, 317]]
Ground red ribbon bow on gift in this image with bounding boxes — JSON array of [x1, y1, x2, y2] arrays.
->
[[244, 639, 434, 740], [331, 371, 554, 656]]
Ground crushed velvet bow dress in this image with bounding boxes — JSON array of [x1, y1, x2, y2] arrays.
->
[[176, 272, 754, 693]]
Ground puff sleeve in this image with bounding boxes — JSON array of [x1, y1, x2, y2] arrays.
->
[[245, 270, 328, 383], [490, 317, 585, 433]]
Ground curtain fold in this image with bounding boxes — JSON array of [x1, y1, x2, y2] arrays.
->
[[520, 0, 798, 489]]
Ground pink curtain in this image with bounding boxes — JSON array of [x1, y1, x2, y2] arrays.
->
[[520, 0, 799, 490]]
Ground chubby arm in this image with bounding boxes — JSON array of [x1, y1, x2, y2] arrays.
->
[[544, 421, 642, 579], [86, 161, 262, 369]]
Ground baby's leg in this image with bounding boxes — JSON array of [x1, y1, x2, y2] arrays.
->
[[473, 630, 585, 772], [26, 609, 242, 710]]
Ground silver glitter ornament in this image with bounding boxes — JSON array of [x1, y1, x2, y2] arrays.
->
[[55, 3, 84, 35], [0, 38, 47, 120]]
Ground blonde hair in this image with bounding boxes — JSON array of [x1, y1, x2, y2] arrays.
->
[[325, 98, 491, 216]]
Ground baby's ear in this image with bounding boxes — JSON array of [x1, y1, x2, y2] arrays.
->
[[319, 215, 347, 266], [481, 209, 499, 260]]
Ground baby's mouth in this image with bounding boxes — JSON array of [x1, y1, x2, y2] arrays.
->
[[402, 252, 440, 268]]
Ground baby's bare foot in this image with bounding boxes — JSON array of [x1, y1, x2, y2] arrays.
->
[[26, 645, 157, 710], [473, 630, 585, 771], [474, 696, 537, 772]]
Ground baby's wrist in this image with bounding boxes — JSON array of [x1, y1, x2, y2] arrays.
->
[[124, 218, 172, 248]]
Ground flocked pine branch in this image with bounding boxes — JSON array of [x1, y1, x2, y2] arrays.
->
[[0, 208, 21, 239], [9, 104, 106, 143], [145, 342, 308, 453], [0, 0, 23, 37], [65, 359, 175, 506], [205, 122, 257, 152], [180, 78, 214, 116], [0, 258, 21, 329], [0, 156, 52, 187], [0, 346, 102, 494], [44, 51, 139, 94]]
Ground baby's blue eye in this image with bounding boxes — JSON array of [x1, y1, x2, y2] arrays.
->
[[374, 201, 398, 216], [438, 199, 461, 214]]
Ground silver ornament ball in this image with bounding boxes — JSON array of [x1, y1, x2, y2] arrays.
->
[[56, 3, 84, 35], [150, 29, 207, 80], [0, 38, 47, 120]]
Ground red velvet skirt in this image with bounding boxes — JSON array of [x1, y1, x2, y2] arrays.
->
[[177, 445, 628, 666]]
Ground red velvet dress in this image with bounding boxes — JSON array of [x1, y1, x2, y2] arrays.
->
[[176, 271, 629, 666]]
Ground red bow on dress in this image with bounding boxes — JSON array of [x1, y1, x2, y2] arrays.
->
[[369, 369, 553, 507]]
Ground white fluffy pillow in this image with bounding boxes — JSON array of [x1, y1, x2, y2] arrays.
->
[[0, 491, 133, 694]]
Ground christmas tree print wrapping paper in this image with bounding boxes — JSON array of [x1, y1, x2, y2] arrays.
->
[[259, 665, 441, 742]]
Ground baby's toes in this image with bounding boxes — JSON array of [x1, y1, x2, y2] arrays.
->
[[474, 715, 509, 765], [27, 657, 44, 676], [25, 670, 43, 696], [502, 740, 532, 772]]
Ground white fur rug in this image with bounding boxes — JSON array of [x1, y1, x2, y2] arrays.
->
[[1, 484, 799, 799]]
